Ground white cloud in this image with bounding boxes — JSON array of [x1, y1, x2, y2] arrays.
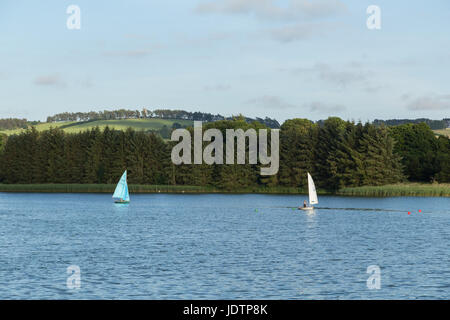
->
[[81, 76, 93, 89], [293, 0, 346, 19], [246, 95, 296, 109], [196, 0, 346, 21], [318, 63, 367, 87], [33, 74, 66, 87], [196, 0, 286, 19], [406, 94, 450, 111], [103, 49, 155, 58], [196, 1, 346, 43], [182, 32, 232, 46], [306, 101, 346, 113], [304, 63, 366, 87], [287, 62, 380, 90], [269, 23, 323, 42], [204, 84, 231, 91]]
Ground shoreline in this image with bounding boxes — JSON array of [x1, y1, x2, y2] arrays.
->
[[0, 183, 448, 197]]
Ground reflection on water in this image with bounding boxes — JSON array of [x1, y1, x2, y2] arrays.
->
[[112, 203, 130, 213], [0, 193, 449, 299], [304, 209, 317, 225]]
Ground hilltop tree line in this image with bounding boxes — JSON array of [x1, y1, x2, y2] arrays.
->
[[0, 118, 29, 130], [373, 118, 450, 130], [1, 117, 449, 188], [45, 109, 281, 129], [2, 110, 448, 132]]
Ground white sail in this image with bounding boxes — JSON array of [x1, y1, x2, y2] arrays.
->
[[113, 170, 130, 202], [307, 172, 318, 205]]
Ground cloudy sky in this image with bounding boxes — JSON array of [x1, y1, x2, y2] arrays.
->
[[0, 0, 449, 122]]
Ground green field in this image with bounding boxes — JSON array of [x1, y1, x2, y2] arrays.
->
[[434, 129, 450, 137], [0, 118, 193, 135], [0, 121, 76, 135]]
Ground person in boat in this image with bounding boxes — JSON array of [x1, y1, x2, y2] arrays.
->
[[303, 200, 307, 208]]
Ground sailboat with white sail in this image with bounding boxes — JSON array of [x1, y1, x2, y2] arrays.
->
[[299, 172, 318, 210], [113, 170, 130, 204]]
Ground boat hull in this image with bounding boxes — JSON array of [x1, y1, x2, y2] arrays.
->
[[114, 201, 130, 204], [299, 206, 314, 210]]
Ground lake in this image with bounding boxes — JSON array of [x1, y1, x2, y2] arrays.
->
[[0, 193, 449, 299]]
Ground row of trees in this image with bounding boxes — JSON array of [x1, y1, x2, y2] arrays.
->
[[373, 118, 450, 130], [45, 109, 281, 128], [2, 117, 448, 188], [278, 118, 405, 189], [0, 118, 29, 130], [0, 127, 170, 185], [390, 123, 450, 182], [46, 109, 144, 122]]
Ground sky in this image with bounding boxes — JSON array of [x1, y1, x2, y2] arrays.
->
[[0, 0, 449, 123]]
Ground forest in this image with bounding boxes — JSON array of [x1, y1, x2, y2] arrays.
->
[[0, 117, 449, 190]]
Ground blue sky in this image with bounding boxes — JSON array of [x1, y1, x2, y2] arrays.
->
[[0, 0, 449, 122]]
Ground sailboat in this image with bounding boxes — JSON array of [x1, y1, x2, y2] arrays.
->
[[299, 172, 318, 210], [113, 170, 130, 204]]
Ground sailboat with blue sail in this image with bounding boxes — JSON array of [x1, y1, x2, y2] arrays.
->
[[113, 170, 130, 204]]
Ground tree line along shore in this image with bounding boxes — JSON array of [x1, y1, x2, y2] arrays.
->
[[0, 117, 449, 196], [0, 183, 449, 197]]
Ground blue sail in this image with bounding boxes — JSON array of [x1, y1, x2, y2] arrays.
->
[[113, 170, 130, 202], [123, 183, 130, 202]]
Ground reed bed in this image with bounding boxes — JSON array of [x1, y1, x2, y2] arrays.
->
[[0, 183, 447, 196], [337, 183, 450, 197]]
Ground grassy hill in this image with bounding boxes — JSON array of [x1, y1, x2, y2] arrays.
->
[[434, 128, 450, 138], [0, 118, 193, 135]]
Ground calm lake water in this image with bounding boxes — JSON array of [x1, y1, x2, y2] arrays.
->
[[0, 193, 449, 299]]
